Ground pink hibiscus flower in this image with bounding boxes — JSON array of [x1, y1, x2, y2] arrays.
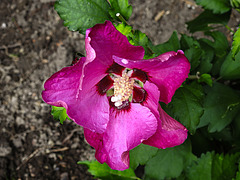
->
[[42, 21, 190, 170]]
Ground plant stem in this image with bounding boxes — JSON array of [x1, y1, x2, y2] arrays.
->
[[116, 13, 129, 25], [188, 72, 200, 80], [225, 25, 234, 33]]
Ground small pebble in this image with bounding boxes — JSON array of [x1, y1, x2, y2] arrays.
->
[[60, 172, 69, 180], [1, 23, 7, 29]]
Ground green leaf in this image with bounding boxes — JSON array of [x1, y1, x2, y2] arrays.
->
[[231, 0, 240, 13], [185, 47, 203, 71], [130, 30, 154, 59], [198, 74, 213, 86], [144, 140, 195, 180], [211, 55, 227, 76], [180, 35, 214, 73], [168, 82, 204, 134], [204, 31, 229, 58], [200, 32, 229, 76], [195, 0, 231, 14], [51, 106, 70, 124], [198, 39, 214, 74], [115, 23, 133, 37], [198, 82, 240, 132], [109, 0, 132, 21], [232, 26, 240, 59], [180, 34, 203, 71], [180, 34, 215, 73], [129, 144, 158, 170], [212, 153, 240, 180], [78, 161, 139, 180], [187, 10, 231, 33], [206, 126, 233, 143], [180, 34, 197, 50], [186, 152, 240, 180], [186, 152, 213, 180], [235, 163, 240, 180], [150, 31, 180, 56], [54, 0, 111, 34], [115, 23, 154, 59], [220, 52, 240, 79]]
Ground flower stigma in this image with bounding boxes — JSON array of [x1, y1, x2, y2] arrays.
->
[[111, 71, 134, 107]]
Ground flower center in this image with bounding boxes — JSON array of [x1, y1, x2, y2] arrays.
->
[[111, 71, 134, 107]]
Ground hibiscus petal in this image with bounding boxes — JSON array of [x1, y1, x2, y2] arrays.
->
[[84, 103, 158, 170], [68, 86, 109, 133], [42, 58, 109, 133], [142, 81, 187, 148], [113, 50, 191, 104], [42, 58, 85, 107], [143, 106, 188, 149], [80, 21, 145, 93], [142, 81, 160, 118], [86, 21, 145, 62]]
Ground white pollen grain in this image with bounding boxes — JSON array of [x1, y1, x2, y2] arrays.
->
[[115, 101, 122, 107], [111, 96, 118, 102]]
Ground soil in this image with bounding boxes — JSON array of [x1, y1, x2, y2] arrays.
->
[[0, 0, 239, 179]]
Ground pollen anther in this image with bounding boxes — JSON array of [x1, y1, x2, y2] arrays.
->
[[111, 71, 134, 107]]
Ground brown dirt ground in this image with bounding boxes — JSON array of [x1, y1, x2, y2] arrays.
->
[[0, 0, 239, 179]]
